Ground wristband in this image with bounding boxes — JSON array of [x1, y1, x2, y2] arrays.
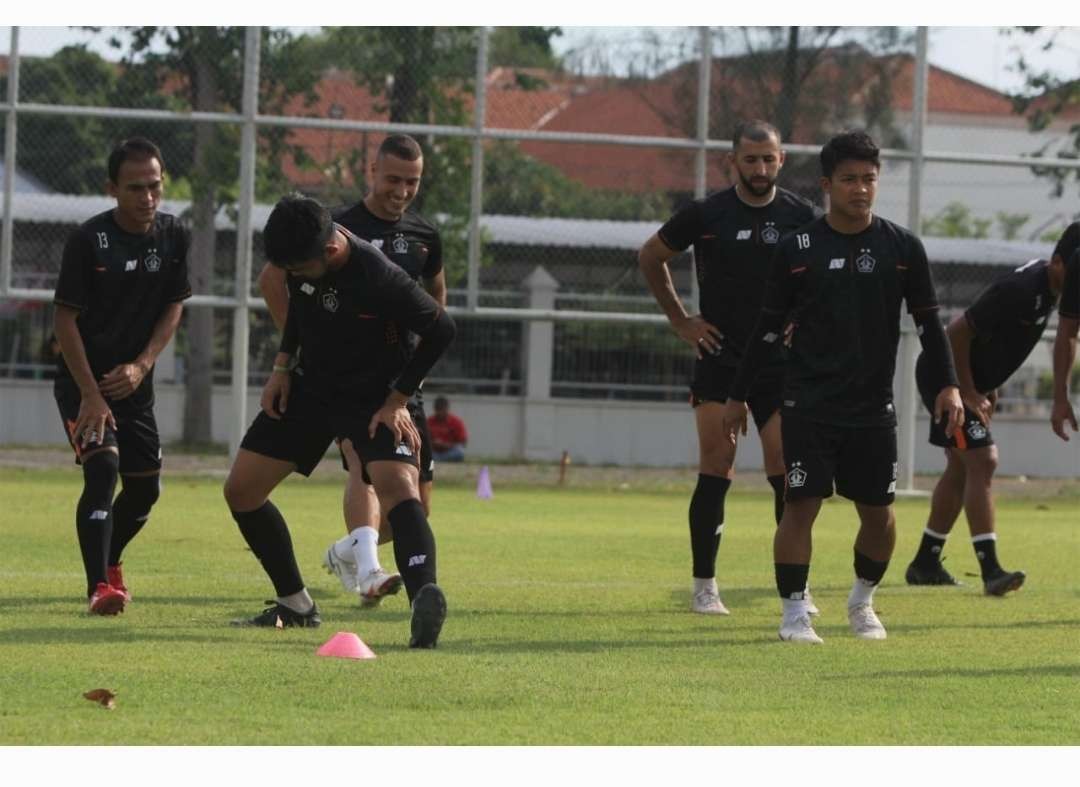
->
[[272, 365, 292, 373]]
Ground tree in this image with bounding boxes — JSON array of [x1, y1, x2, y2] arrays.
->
[[1008, 27, 1080, 199], [923, 202, 992, 239]]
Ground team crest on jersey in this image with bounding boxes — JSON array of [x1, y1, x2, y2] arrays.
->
[[391, 234, 409, 254], [855, 248, 876, 273], [761, 223, 780, 244], [144, 249, 161, 273], [321, 289, 339, 313], [787, 461, 807, 488], [967, 422, 988, 441]]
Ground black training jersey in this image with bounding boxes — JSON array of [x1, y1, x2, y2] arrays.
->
[[1060, 249, 1080, 320], [1052, 221, 1079, 267], [279, 229, 451, 406], [744, 215, 940, 427], [332, 201, 442, 283], [53, 210, 191, 388], [657, 186, 819, 367], [961, 259, 1057, 393]]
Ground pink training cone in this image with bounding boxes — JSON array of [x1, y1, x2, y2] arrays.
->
[[316, 631, 376, 660], [476, 465, 493, 499]]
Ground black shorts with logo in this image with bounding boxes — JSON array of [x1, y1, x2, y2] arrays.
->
[[241, 372, 420, 480], [54, 379, 162, 473], [691, 358, 783, 431], [338, 396, 433, 482], [780, 411, 898, 506], [916, 372, 994, 451]]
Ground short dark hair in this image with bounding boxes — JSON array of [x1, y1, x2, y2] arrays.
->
[[820, 130, 880, 178], [733, 119, 781, 150], [434, 396, 449, 410], [1051, 221, 1079, 265], [377, 134, 423, 162], [107, 137, 164, 183], [263, 193, 334, 268]]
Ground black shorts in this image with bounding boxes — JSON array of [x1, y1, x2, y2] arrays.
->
[[691, 359, 783, 431], [780, 411, 898, 506], [54, 379, 161, 474], [916, 367, 994, 451], [241, 373, 420, 479], [339, 397, 434, 483]]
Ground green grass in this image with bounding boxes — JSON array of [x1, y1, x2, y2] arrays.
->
[[1, 467, 1077, 744]]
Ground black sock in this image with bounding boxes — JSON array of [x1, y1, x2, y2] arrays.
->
[[854, 549, 889, 585], [972, 536, 1002, 579], [388, 499, 437, 602], [767, 474, 785, 525], [231, 502, 305, 597], [108, 475, 160, 565], [688, 474, 731, 579], [775, 563, 810, 600], [913, 529, 947, 567], [77, 452, 119, 596]]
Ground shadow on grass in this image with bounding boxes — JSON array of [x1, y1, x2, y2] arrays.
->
[[0, 625, 328, 647], [824, 664, 1080, 680]]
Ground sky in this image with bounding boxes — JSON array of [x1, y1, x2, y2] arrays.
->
[[0, 25, 1077, 96]]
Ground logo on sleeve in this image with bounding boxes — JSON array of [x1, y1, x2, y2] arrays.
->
[[829, 258, 846, 270], [855, 249, 876, 273], [787, 461, 807, 488], [391, 234, 409, 254], [125, 259, 139, 272], [144, 249, 161, 272], [300, 283, 315, 295], [371, 238, 384, 249], [736, 229, 752, 240], [761, 223, 780, 244], [321, 288, 339, 313]]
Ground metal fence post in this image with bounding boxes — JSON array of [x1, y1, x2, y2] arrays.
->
[[229, 26, 261, 457], [689, 26, 711, 313], [898, 26, 930, 494], [466, 27, 488, 312], [1, 27, 20, 296]]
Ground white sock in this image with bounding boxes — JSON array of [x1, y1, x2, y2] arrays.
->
[[350, 526, 381, 577], [847, 577, 877, 609], [693, 577, 717, 596], [782, 597, 810, 621], [332, 534, 356, 563], [277, 588, 314, 614]]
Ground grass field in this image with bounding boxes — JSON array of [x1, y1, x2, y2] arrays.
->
[[1, 465, 1077, 745]]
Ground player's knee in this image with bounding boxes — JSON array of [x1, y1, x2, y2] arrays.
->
[[222, 475, 250, 511], [120, 474, 161, 516], [82, 450, 120, 498], [965, 446, 998, 480], [698, 443, 735, 476]]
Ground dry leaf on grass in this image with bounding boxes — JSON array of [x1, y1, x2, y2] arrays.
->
[[83, 688, 116, 710]]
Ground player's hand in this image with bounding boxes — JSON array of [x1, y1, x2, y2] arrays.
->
[[98, 362, 148, 400], [959, 386, 992, 428], [369, 399, 420, 455], [672, 314, 723, 359], [75, 390, 116, 448], [721, 399, 749, 445], [1051, 397, 1078, 441], [935, 386, 964, 439], [260, 370, 291, 420]]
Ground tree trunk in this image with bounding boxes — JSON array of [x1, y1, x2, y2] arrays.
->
[[775, 26, 801, 142], [182, 53, 219, 444]]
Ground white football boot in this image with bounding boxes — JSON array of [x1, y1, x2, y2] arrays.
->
[[779, 614, 824, 644], [847, 603, 887, 640]]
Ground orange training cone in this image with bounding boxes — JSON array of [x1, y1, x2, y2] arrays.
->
[[477, 465, 493, 499], [316, 631, 376, 660]]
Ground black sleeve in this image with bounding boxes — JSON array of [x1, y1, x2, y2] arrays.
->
[[166, 223, 193, 303], [730, 240, 798, 401], [964, 278, 1024, 335], [376, 259, 455, 396], [423, 228, 443, 279], [53, 228, 94, 311], [656, 201, 705, 253], [1052, 222, 1080, 265], [1060, 250, 1080, 320], [277, 280, 300, 357], [913, 309, 959, 391], [901, 234, 940, 315]]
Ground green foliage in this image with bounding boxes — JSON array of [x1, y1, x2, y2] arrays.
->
[[923, 201, 992, 239], [996, 211, 1031, 240], [1037, 365, 1080, 400], [2, 469, 1078, 744]]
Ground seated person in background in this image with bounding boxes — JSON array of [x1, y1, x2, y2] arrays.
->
[[428, 396, 468, 462]]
